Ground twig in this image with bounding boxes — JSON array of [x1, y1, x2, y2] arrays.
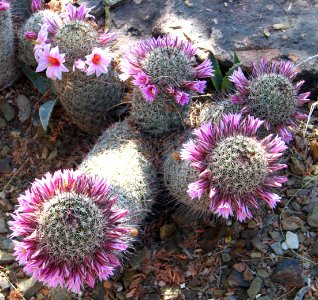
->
[[303, 101, 318, 138], [296, 54, 318, 67]]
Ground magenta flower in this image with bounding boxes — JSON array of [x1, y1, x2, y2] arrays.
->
[[42, 14, 62, 35], [65, 3, 94, 21], [230, 58, 310, 143], [31, 0, 43, 12], [24, 31, 37, 41], [181, 113, 288, 222], [141, 84, 158, 102], [85, 47, 112, 77], [9, 169, 130, 293], [119, 35, 214, 105], [36, 45, 69, 80], [98, 32, 117, 45], [0, 1, 9, 10]]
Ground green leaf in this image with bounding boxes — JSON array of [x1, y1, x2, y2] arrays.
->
[[221, 63, 242, 91], [233, 52, 240, 64], [39, 100, 56, 132], [209, 52, 223, 92], [21, 64, 50, 95]]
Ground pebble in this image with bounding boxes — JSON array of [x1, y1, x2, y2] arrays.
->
[[257, 269, 270, 279], [311, 240, 318, 256], [18, 277, 43, 299], [281, 231, 299, 250], [0, 293, 4, 300], [269, 230, 283, 242], [281, 216, 304, 231], [0, 275, 10, 291], [227, 270, 250, 288], [271, 259, 303, 287], [0, 217, 8, 234], [247, 277, 263, 299], [0, 250, 14, 264], [1, 239, 13, 252], [221, 252, 232, 263], [307, 207, 318, 228], [270, 242, 284, 256]]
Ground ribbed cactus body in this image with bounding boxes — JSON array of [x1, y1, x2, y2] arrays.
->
[[52, 70, 123, 133], [18, 10, 57, 66], [131, 88, 190, 136], [79, 120, 157, 225], [0, 7, 18, 89]]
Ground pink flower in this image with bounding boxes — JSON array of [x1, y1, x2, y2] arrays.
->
[[193, 59, 214, 78], [42, 14, 62, 35], [36, 45, 69, 80], [31, 0, 43, 12], [174, 90, 190, 106], [181, 80, 206, 93], [9, 169, 130, 293], [85, 47, 112, 77], [141, 85, 158, 102], [33, 24, 49, 55], [181, 113, 288, 222], [73, 59, 87, 72], [132, 72, 151, 87], [65, 3, 94, 21], [0, 1, 10, 10], [24, 31, 37, 41], [98, 32, 117, 45]]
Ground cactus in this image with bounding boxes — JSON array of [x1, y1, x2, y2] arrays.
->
[[0, 2, 19, 89], [120, 36, 213, 135], [10, 169, 130, 293], [230, 58, 310, 143], [10, 0, 32, 20], [164, 113, 288, 221], [79, 120, 157, 225], [18, 10, 58, 67]]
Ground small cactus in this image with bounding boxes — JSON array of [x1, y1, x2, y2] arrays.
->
[[164, 113, 288, 221], [10, 169, 130, 293], [120, 36, 214, 135], [230, 58, 310, 143], [0, 2, 19, 89]]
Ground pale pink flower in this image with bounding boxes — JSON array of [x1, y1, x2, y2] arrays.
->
[[0, 1, 10, 10], [85, 47, 112, 77], [98, 32, 117, 45], [36, 45, 69, 80], [73, 59, 87, 72], [33, 24, 49, 55]]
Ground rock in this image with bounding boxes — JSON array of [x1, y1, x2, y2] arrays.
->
[[271, 259, 303, 287], [227, 270, 250, 288], [247, 277, 263, 299], [241, 229, 258, 239], [160, 223, 176, 240], [18, 278, 43, 299], [269, 230, 283, 242], [0, 274, 10, 291], [141, 294, 161, 300], [311, 240, 318, 256], [270, 242, 284, 256], [0, 117, 6, 128], [232, 263, 247, 273], [281, 231, 299, 250], [307, 207, 318, 228], [16, 95, 31, 123], [289, 156, 306, 176], [0, 157, 11, 175], [0, 251, 14, 264], [0, 101, 15, 122], [188, 276, 200, 288], [281, 216, 305, 231], [221, 252, 232, 263], [0, 217, 8, 233], [78, 0, 126, 17], [1, 239, 13, 252], [49, 288, 71, 300], [243, 267, 254, 282], [161, 286, 181, 300], [256, 269, 269, 279]]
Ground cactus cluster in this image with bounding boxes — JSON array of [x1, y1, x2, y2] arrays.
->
[[0, 2, 18, 89], [230, 58, 310, 142], [120, 36, 213, 135]]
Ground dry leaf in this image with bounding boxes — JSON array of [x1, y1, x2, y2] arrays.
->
[[263, 27, 270, 37], [310, 140, 318, 162], [272, 23, 293, 30]]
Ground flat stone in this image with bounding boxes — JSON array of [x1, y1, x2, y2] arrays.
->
[[282, 231, 299, 250], [18, 277, 43, 299], [311, 240, 318, 256], [281, 216, 305, 231], [270, 242, 284, 256], [247, 277, 263, 300], [0, 275, 10, 291], [269, 231, 283, 242], [271, 259, 303, 287], [0, 251, 14, 264], [307, 207, 318, 228]]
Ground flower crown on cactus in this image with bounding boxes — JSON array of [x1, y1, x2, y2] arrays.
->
[[9, 169, 130, 293], [181, 113, 288, 222], [32, 2, 117, 80], [119, 35, 214, 105], [0, 1, 10, 10], [230, 58, 310, 143]]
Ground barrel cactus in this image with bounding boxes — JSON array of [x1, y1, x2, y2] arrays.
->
[[230, 58, 310, 143], [164, 113, 288, 221], [0, 1, 19, 89], [120, 36, 214, 135], [34, 3, 123, 133], [9, 169, 130, 293]]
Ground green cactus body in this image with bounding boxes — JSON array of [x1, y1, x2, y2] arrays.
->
[[10, 0, 32, 20], [0, 7, 18, 89], [18, 10, 57, 67], [52, 69, 123, 133], [79, 121, 157, 225], [131, 88, 190, 136]]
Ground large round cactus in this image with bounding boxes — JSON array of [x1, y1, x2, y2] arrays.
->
[[120, 35, 214, 135], [0, 2, 19, 89]]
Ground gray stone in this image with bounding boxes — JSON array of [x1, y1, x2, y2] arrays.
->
[[18, 277, 43, 299], [0, 293, 5, 300], [1, 239, 13, 252], [257, 269, 269, 279], [307, 207, 318, 228], [78, 0, 125, 17], [282, 231, 299, 250], [311, 240, 318, 256], [221, 252, 232, 263], [0, 275, 10, 291], [110, 0, 318, 93], [270, 241, 284, 256], [247, 277, 263, 299], [0, 218, 8, 234], [0, 251, 14, 264], [269, 230, 283, 242]]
